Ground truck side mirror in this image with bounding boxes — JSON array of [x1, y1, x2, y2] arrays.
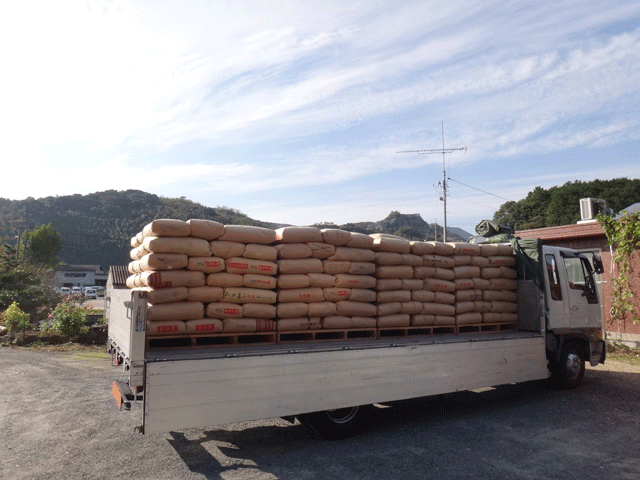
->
[[592, 254, 604, 274]]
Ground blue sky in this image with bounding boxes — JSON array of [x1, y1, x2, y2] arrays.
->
[[2, 1, 640, 235]]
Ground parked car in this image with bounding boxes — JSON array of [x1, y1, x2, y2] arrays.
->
[[71, 287, 83, 295], [60, 287, 71, 295], [84, 288, 98, 299]]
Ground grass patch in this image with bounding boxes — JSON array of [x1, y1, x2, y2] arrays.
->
[[25, 341, 109, 358], [606, 341, 640, 366]]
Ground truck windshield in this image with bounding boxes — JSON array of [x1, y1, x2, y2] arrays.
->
[[563, 256, 598, 304]]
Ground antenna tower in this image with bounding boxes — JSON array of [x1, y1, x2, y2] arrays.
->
[[397, 122, 466, 242]]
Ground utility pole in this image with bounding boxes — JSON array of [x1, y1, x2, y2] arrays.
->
[[397, 122, 466, 242]]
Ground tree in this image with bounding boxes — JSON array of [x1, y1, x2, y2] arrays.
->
[[27, 224, 61, 267]]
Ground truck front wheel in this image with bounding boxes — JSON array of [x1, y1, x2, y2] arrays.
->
[[298, 405, 373, 440], [553, 343, 585, 389]]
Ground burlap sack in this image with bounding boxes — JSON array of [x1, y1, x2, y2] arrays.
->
[[322, 260, 351, 275], [277, 317, 322, 331], [143, 219, 190, 238], [186, 286, 224, 303], [226, 257, 278, 276], [219, 225, 277, 244], [210, 241, 245, 259], [185, 318, 223, 334], [223, 288, 277, 304], [277, 302, 309, 318], [146, 320, 186, 336], [334, 274, 377, 289], [138, 253, 189, 271], [400, 301, 423, 315], [376, 278, 404, 290], [187, 219, 224, 241], [307, 242, 336, 259], [456, 312, 482, 325], [410, 241, 434, 255], [275, 226, 323, 243], [411, 314, 435, 326], [307, 273, 336, 288], [277, 287, 325, 303], [322, 316, 352, 329], [377, 290, 411, 303], [411, 290, 435, 302], [146, 286, 189, 304], [206, 302, 243, 318], [188, 256, 225, 273], [143, 236, 211, 257], [375, 265, 414, 279], [322, 287, 351, 302], [335, 301, 377, 317], [423, 278, 455, 292], [278, 274, 311, 289], [243, 274, 277, 290], [276, 258, 323, 274], [206, 272, 244, 287], [348, 288, 377, 303], [346, 232, 375, 249], [243, 303, 277, 319], [377, 314, 410, 327], [308, 301, 337, 317], [275, 243, 312, 259], [321, 228, 352, 246], [148, 301, 204, 321], [433, 291, 456, 304], [140, 270, 205, 289], [377, 302, 402, 316], [244, 244, 278, 261], [329, 247, 376, 262]]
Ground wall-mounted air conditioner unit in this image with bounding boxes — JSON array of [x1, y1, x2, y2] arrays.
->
[[580, 198, 596, 221]]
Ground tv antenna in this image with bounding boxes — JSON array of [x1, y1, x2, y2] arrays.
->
[[397, 121, 466, 242]]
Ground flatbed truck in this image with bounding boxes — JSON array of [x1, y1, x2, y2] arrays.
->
[[108, 244, 606, 439]]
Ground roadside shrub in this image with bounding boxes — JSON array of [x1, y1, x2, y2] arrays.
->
[[5, 302, 30, 333], [47, 300, 87, 336]]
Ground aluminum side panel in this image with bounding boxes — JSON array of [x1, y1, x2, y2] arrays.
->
[[143, 336, 548, 433]]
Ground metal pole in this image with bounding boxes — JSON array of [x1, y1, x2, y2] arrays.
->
[[442, 122, 447, 243]]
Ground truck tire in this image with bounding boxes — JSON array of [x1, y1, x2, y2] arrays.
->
[[298, 405, 373, 440], [553, 343, 585, 389]]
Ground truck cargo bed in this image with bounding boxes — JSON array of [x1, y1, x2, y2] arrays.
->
[[142, 331, 547, 433]]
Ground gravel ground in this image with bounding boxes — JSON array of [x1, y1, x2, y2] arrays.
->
[[1, 346, 640, 480]]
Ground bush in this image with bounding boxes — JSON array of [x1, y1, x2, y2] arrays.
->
[[5, 302, 30, 333], [46, 301, 87, 337]]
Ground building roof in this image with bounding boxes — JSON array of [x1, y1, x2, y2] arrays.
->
[[108, 266, 129, 287], [53, 264, 103, 272], [516, 221, 605, 241]]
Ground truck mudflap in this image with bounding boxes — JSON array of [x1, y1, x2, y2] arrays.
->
[[111, 381, 143, 411]]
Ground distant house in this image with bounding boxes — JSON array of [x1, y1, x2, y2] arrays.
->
[[52, 265, 108, 289], [517, 202, 640, 347]]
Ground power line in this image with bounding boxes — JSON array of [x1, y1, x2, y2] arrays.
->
[[447, 178, 514, 202]]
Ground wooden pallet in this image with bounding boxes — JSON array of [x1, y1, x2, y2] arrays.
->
[[277, 328, 377, 343], [377, 325, 456, 337], [146, 332, 277, 349], [456, 323, 519, 334]]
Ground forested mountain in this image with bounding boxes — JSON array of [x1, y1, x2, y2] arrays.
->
[[493, 178, 640, 230], [0, 190, 465, 268], [0, 190, 275, 269]]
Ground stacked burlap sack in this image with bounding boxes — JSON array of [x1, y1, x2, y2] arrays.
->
[[414, 241, 457, 327], [372, 234, 418, 328], [274, 227, 377, 331], [451, 242, 518, 325], [127, 219, 278, 336]]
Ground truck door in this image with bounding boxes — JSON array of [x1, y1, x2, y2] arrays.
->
[[560, 252, 600, 329]]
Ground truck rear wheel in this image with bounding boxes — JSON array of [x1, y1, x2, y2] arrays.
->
[[553, 343, 585, 389], [298, 405, 373, 440]]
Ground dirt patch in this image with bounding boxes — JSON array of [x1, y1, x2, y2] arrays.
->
[[1, 347, 639, 480]]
